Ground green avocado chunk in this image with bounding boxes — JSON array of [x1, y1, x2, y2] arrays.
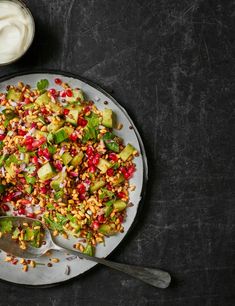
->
[[119, 144, 136, 161], [35, 92, 61, 113], [7, 88, 22, 101], [37, 162, 56, 181], [71, 151, 84, 167], [98, 224, 115, 235], [47, 120, 64, 133], [54, 127, 74, 144], [62, 152, 73, 165], [66, 89, 84, 103], [90, 180, 106, 193], [113, 200, 127, 211], [97, 158, 112, 173], [102, 109, 113, 128], [65, 105, 83, 125]]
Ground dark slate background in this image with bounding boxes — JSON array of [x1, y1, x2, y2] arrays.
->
[[0, 0, 234, 305]]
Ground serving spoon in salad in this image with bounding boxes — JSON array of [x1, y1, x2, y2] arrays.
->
[[0, 216, 171, 289]]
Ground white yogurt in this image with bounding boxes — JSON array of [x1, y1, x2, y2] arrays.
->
[[0, 0, 34, 64]]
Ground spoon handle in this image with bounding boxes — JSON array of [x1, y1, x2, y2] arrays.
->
[[53, 245, 171, 289]]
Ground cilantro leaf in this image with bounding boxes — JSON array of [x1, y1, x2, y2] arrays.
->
[[0, 219, 13, 234], [37, 79, 49, 92], [5, 155, 19, 167]]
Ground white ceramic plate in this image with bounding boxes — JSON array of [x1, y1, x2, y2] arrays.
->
[[0, 72, 148, 286]]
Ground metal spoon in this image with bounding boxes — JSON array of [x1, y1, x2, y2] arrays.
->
[[0, 216, 171, 289]]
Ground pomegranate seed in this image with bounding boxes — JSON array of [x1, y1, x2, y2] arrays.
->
[[118, 215, 124, 223], [97, 215, 105, 223], [0, 134, 6, 141], [24, 98, 30, 104], [108, 153, 118, 161], [55, 78, 62, 85], [87, 158, 93, 167], [18, 130, 27, 136], [77, 117, 88, 127], [92, 221, 100, 230], [120, 166, 127, 175], [70, 148, 77, 157], [41, 107, 49, 115], [69, 132, 78, 141], [19, 199, 30, 205], [37, 148, 43, 156], [25, 136, 34, 145], [60, 91, 66, 98], [92, 154, 100, 166], [19, 178, 26, 184], [86, 146, 93, 156], [117, 191, 126, 199], [26, 144, 33, 151], [77, 184, 86, 194], [69, 171, 79, 177], [40, 187, 47, 194], [49, 88, 56, 95], [24, 110, 29, 116], [12, 259, 18, 265], [18, 208, 26, 215], [66, 89, 73, 97], [128, 165, 135, 174], [89, 165, 96, 173], [42, 148, 50, 159], [2, 204, 10, 211], [63, 108, 70, 115], [32, 156, 38, 164], [79, 193, 86, 201], [54, 160, 63, 171], [31, 122, 37, 128], [106, 183, 112, 191], [26, 213, 35, 219], [84, 106, 91, 114], [107, 168, 114, 176], [124, 172, 130, 180]]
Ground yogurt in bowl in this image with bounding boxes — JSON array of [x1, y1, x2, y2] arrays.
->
[[0, 0, 35, 65]]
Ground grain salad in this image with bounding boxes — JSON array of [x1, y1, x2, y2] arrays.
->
[[0, 78, 137, 265]]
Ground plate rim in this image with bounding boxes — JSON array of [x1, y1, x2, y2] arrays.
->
[[0, 69, 148, 288]]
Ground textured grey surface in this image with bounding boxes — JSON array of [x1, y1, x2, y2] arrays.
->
[[0, 0, 234, 305]]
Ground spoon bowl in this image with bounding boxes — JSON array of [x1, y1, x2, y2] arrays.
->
[[0, 216, 171, 289]]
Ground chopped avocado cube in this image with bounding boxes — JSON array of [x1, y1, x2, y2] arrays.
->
[[104, 206, 113, 217], [65, 106, 83, 125], [0, 154, 8, 167], [66, 89, 84, 103], [54, 127, 74, 144], [102, 109, 113, 128], [50, 171, 66, 191], [97, 158, 112, 173], [25, 185, 33, 194], [35, 92, 51, 106], [50, 181, 61, 191], [62, 152, 73, 165], [47, 120, 64, 133], [71, 151, 84, 167], [119, 144, 136, 161], [37, 162, 55, 181], [98, 224, 115, 235], [34, 130, 48, 139], [90, 180, 106, 193], [113, 200, 127, 211], [35, 92, 61, 113], [7, 88, 22, 101], [5, 165, 15, 178], [83, 243, 94, 256]]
